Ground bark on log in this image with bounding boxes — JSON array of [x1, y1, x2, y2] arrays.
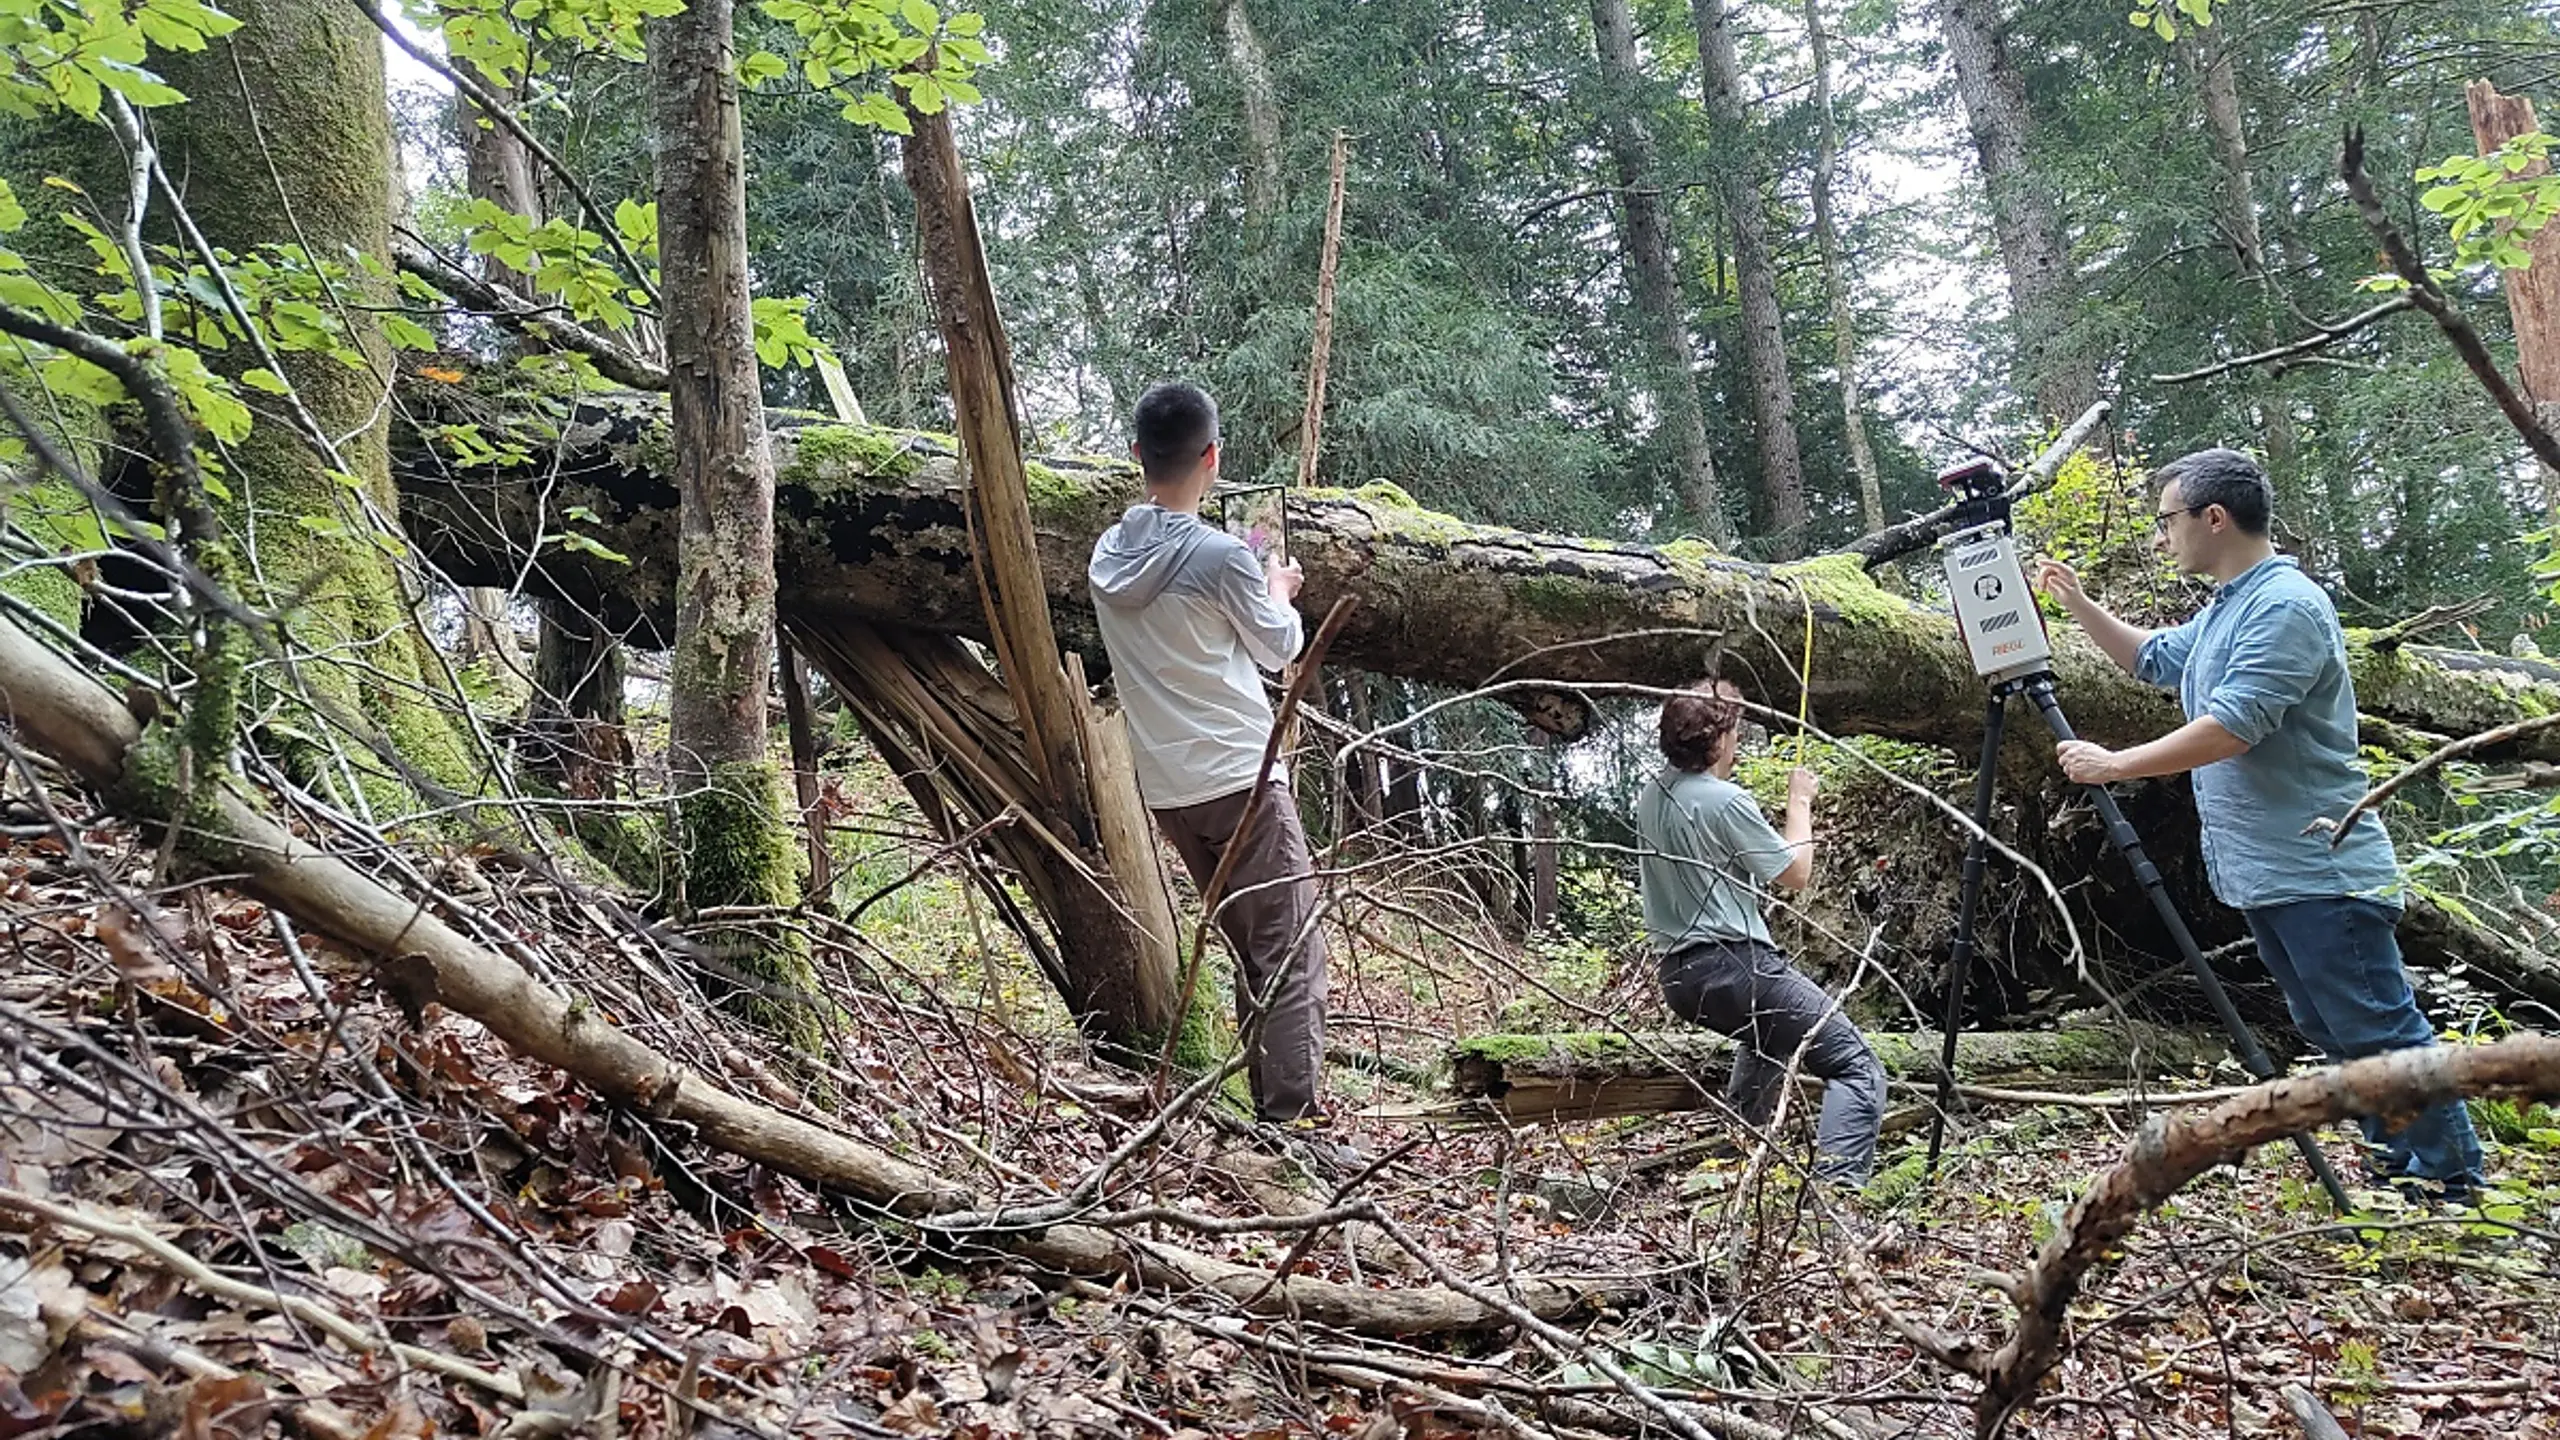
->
[[0, 607, 1623, 1338], [1446, 1025, 2233, 1125], [389, 402, 2560, 763]]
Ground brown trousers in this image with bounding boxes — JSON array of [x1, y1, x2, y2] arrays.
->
[[1153, 781, 1329, 1122]]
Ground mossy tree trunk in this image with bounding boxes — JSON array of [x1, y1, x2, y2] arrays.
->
[[146, 0, 480, 808], [392, 406, 2560, 767], [0, 117, 119, 634], [645, 0, 816, 1042]]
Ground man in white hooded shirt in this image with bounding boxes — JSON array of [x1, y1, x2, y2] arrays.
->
[[1088, 381, 1330, 1128]]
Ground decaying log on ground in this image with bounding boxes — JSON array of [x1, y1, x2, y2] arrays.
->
[[1446, 1024, 2233, 1124], [0, 610, 1625, 1338], [390, 400, 2560, 759]]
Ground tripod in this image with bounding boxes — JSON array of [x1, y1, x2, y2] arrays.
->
[[1914, 466, 2354, 1216]]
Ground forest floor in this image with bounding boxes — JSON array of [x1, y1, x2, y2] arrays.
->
[[2, 747, 2557, 1440]]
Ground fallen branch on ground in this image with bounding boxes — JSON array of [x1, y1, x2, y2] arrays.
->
[[0, 1184, 523, 1401]]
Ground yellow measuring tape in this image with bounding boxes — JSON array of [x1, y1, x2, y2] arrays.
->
[[1793, 596, 1816, 768]]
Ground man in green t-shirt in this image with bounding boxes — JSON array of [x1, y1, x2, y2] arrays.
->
[[1636, 681, 1884, 1185]]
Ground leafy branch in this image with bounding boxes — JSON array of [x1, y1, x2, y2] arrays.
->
[[2339, 125, 2560, 477]]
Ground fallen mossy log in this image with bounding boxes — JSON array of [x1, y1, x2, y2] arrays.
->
[[389, 398, 2560, 759], [1448, 1025, 2235, 1125], [0, 610, 1621, 1338]]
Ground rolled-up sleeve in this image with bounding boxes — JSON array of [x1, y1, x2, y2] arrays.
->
[[2200, 599, 2325, 747], [2134, 619, 2199, 689], [1216, 548, 1304, 671]]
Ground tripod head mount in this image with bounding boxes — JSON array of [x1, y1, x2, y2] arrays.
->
[[1935, 456, 2013, 532]]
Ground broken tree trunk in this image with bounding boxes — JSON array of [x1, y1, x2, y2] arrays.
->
[[891, 101, 1188, 1058], [2468, 81, 2560, 525], [1446, 1025, 2233, 1125], [391, 404, 2560, 764]]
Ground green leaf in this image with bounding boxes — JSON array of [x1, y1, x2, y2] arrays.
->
[[0, 179, 23, 233], [553, 529, 630, 564], [898, 0, 936, 31], [381, 314, 439, 351], [240, 366, 292, 395], [91, 62, 186, 108], [614, 196, 655, 245], [740, 48, 789, 87]]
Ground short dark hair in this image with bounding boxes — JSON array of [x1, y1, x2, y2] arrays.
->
[[2156, 448, 2273, 536], [1132, 381, 1218, 483], [1659, 683, 1743, 773]]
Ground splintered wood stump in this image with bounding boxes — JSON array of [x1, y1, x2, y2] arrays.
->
[[1448, 1024, 2232, 1125]]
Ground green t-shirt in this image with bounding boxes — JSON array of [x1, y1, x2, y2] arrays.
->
[[1635, 767, 1796, 950]]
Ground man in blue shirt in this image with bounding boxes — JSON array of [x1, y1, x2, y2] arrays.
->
[[2032, 448, 2483, 1199]]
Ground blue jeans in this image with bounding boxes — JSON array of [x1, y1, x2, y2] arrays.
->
[[2244, 897, 2484, 1187]]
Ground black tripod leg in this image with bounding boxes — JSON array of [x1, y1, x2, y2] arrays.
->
[[2024, 679, 2357, 1216], [1925, 688, 2010, 1180]]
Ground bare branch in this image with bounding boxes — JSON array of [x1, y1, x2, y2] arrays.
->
[[1839, 400, 2112, 568], [1974, 1034, 2560, 1432], [2316, 709, 2560, 847], [2149, 294, 2414, 384]]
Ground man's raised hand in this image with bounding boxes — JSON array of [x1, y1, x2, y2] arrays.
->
[[1268, 558, 1304, 603], [2031, 557, 2087, 607]]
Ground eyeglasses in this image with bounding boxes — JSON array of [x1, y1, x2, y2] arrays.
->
[[2152, 504, 2207, 536]]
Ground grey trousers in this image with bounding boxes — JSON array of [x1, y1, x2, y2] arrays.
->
[[1661, 939, 1885, 1185], [1154, 782, 1329, 1123]]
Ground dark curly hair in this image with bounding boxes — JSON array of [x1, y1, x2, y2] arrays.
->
[[1659, 683, 1743, 773]]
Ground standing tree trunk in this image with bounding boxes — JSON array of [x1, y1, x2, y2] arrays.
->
[[1222, 0, 1284, 231], [646, 0, 815, 1036], [897, 97, 1190, 1057], [1937, 0, 2094, 424], [1587, 0, 1729, 544], [153, 0, 480, 807], [2468, 81, 2560, 526], [1803, 0, 1883, 533], [1693, 0, 1808, 551], [2186, 30, 2304, 538]]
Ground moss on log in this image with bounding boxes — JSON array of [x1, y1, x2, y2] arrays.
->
[[1448, 1023, 2235, 1125]]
